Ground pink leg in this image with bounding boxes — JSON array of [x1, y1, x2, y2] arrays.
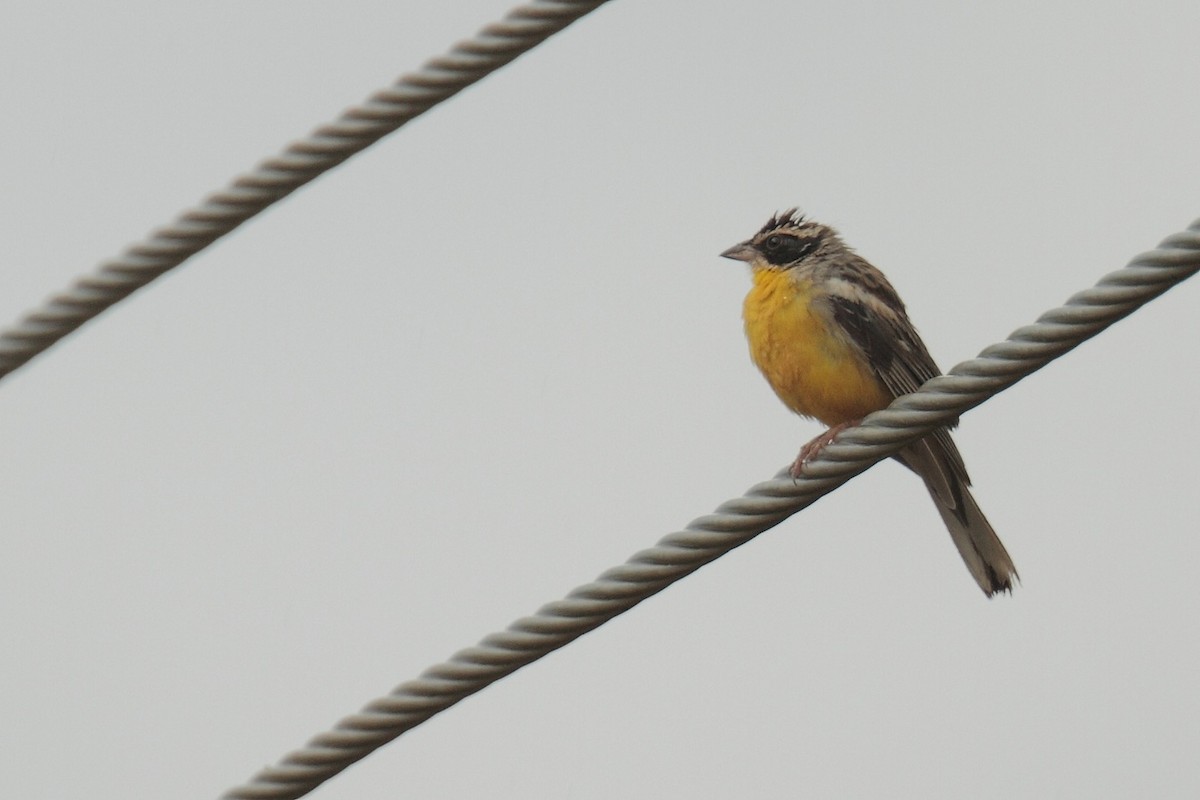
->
[[788, 420, 861, 478]]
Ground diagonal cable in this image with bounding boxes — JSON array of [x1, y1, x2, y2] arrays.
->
[[0, 0, 611, 381], [222, 220, 1199, 800]]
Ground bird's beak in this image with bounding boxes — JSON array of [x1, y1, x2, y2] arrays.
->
[[720, 242, 756, 262]]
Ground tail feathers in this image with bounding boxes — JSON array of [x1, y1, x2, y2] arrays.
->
[[899, 439, 1018, 597], [927, 477, 1018, 596]]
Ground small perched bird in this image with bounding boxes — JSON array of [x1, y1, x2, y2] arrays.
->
[[721, 209, 1017, 596]]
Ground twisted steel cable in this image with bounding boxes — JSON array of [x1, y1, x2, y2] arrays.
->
[[0, 0, 611, 381], [223, 219, 1199, 800]]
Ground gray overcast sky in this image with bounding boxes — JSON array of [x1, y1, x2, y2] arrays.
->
[[2, 2, 1198, 798]]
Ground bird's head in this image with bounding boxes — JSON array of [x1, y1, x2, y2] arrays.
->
[[720, 208, 841, 271]]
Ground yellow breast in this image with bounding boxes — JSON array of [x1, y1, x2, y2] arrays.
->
[[743, 268, 891, 425]]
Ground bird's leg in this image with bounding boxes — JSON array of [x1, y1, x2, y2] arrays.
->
[[789, 420, 860, 478]]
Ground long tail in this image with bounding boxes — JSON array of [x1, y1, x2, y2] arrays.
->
[[897, 437, 1018, 596]]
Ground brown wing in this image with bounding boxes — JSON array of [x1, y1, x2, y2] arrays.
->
[[825, 292, 972, 488], [826, 294, 939, 397]]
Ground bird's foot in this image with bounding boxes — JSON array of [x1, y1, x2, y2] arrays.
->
[[788, 420, 860, 478]]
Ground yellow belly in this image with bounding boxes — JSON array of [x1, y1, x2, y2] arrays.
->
[[743, 268, 891, 425]]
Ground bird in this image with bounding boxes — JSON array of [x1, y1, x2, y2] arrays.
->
[[720, 209, 1017, 596]]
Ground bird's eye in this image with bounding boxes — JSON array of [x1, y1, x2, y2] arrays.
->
[[758, 232, 818, 266]]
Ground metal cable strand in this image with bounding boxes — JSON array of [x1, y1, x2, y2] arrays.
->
[[224, 219, 1199, 800], [0, 0, 611, 380]]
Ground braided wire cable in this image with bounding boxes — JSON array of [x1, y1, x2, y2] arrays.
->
[[0, 0, 611, 381], [223, 219, 1199, 800]]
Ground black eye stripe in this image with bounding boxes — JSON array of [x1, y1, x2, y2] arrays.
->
[[759, 233, 820, 266]]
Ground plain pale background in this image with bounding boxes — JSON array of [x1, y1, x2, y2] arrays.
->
[[2, 2, 1198, 797]]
